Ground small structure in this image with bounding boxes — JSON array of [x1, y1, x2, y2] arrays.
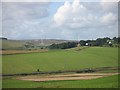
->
[[108, 41, 112, 47], [108, 41, 111, 44], [85, 43, 88, 46]]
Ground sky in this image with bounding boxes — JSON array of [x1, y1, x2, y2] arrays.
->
[[1, 0, 119, 40]]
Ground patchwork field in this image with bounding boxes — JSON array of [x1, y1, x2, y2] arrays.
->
[[2, 46, 119, 88]]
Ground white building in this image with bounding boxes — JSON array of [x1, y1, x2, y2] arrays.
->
[[86, 43, 88, 46]]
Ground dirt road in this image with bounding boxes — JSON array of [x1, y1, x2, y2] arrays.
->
[[17, 73, 119, 82]]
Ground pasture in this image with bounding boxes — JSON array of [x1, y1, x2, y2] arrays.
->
[[1, 49, 48, 55], [2, 47, 118, 74], [1, 39, 70, 50], [2, 75, 119, 88], [2, 46, 119, 88]]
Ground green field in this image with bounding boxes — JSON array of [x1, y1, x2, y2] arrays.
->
[[2, 47, 119, 88], [2, 75, 118, 88], [1, 39, 70, 50], [2, 47, 118, 74]]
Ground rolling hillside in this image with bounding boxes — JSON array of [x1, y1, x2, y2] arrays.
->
[[1, 39, 76, 50], [2, 47, 118, 74]]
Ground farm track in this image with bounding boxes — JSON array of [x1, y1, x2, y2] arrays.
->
[[17, 73, 119, 82], [2, 67, 119, 76]]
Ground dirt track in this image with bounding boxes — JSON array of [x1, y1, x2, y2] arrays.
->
[[17, 73, 119, 82]]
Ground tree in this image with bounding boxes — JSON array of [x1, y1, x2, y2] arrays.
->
[[113, 37, 118, 44], [49, 42, 78, 49], [24, 42, 34, 49], [79, 40, 86, 46]]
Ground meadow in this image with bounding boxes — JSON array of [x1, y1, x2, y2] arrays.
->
[[2, 46, 119, 88], [2, 47, 118, 74], [2, 75, 118, 88]]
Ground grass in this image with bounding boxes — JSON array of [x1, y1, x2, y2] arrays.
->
[[1, 40, 25, 50], [1, 49, 48, 55], [2, 75, 119, 88], [2, 47, 118, 74], [2, 47, 119, 88], [1, 39, 69, 50]]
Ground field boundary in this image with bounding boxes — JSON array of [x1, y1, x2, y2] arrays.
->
[[1, 67, 119, 76], [0, 49, 48, 55]]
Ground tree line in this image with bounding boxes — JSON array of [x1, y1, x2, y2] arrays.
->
[[49, 42, 78, 49], [80, 37, 120, 47], [49, 37, 120, 49]]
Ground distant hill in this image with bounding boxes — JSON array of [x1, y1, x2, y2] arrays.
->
[[1, 39, 77, 50]]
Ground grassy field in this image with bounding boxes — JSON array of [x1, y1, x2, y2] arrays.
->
[[2, 47, 118, 74], [0, 49, 48, 55], [2, 46, 119, 88], [2, 75, 119, 88], [1, 39, 70, 50]]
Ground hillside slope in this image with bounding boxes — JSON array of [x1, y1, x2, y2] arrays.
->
[[2, 47, 118, 74], [1, 39, 74, 50]]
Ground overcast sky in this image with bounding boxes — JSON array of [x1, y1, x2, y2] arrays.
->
[[1, 0, 119, 40]]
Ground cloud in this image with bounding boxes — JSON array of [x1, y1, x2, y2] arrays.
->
[[101, 0, 119, 2], [54, 0, 87, 27], [101, 0, 118, 12], [0, 2, 2, 37], [2, 0, 50, 2], [52, 0, 118, 40], [2, 2, 50, 39], [53, 0, 117, 29], [101, 12, 117, 25], [2, 2, 50, 20], [2, 0, 118, 40], [54, 1, 71, 25]]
